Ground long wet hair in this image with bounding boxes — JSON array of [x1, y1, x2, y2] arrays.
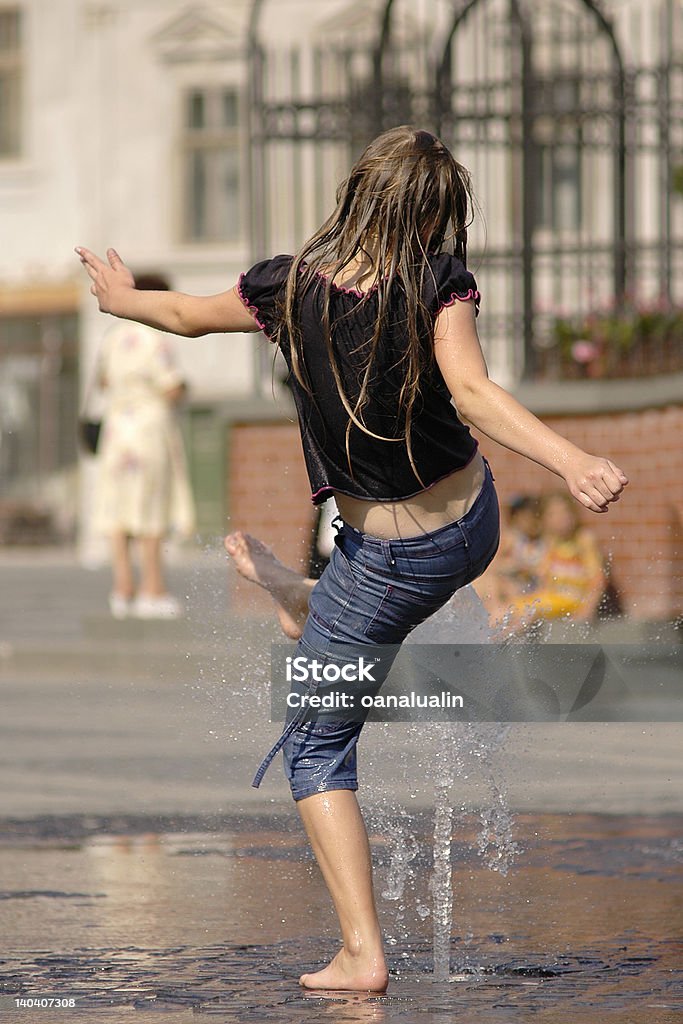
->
[[278, 125, 476, 483]]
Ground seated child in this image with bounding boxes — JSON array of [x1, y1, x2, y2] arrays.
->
[[504, 491, 606, 632]]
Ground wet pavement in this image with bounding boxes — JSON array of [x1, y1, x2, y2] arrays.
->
[[0, 812, 681, 1022], [1, 549, 682, 1021]]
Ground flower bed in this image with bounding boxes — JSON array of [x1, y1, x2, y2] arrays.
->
[[536, 306, 683, 380]]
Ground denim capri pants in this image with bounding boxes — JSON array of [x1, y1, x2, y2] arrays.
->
[[252, 457, 500, 801]]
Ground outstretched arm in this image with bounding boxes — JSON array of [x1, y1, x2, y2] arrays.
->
[[434, 299, 629, 514], [75, 247, 261, 337]]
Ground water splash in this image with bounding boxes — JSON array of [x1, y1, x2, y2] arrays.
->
[[379, 810, 420, 903], [187, 550, 521, 983], [403, 588, 520, 979], [431, 775, 454, 981], [185, 541, 274, 742], [419, 720, 518, 980], [475, 734, 521, 877]]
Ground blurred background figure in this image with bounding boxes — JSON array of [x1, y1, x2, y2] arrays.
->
[[92, 273, 195, 619], [474, 494, 545, 624], [502, 490, 607, 634]]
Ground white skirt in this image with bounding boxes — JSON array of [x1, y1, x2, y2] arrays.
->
[[92, 401, 195, 538]]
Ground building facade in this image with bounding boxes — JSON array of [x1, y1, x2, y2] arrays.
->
[[1, 0, 681, 617]]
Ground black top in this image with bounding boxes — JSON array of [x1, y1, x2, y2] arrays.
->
[[238, 252, 481, 505]]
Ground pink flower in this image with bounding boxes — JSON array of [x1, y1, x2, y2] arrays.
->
[[571, 340, 599, 364]]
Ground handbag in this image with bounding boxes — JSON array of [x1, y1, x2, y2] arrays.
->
[[78, 347, 104, 455], [78, 418, 101, 455]]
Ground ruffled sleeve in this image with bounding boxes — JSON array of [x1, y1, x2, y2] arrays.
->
[[426, 253, 481, 318], [237, 254, 293, 339]]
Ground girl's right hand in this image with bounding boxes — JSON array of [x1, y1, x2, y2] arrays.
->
[[563, 454, 628, 513], [75, 247, 136, 315]]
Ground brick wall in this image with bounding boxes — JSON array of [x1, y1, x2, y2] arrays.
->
[[472, 405, 683, 621], [226, 405, 683, 622], [226, 421, 315, 614]]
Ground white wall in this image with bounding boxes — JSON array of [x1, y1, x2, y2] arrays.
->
[[0, 1, 261, 400]]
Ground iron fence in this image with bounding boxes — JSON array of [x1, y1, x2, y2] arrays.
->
[[248, 0, 683, 384]]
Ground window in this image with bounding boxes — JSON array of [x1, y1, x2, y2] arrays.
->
[[0, 311, 79, 488], [533, 76, 582, 233], [536, 144, 581, 232], [0, 7, 21, 157], [182, 86, 242, 243]]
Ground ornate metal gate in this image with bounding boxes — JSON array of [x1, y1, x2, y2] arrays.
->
[[247, 0, 683, 383]]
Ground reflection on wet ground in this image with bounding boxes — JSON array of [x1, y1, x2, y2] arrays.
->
[[0, 812, 681, 1022]]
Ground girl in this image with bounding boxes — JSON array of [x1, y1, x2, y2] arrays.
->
[[473, 493, 546, 631], [76, 125, 627, 993], [504, 490, 607, 632]]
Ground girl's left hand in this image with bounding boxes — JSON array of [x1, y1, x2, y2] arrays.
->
[[563, 454, 628, 513], [75, 247, 135, 314]]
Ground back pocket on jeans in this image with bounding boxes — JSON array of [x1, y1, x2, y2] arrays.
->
[[365, 576, 471, 644]]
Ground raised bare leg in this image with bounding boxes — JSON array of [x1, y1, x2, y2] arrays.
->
[[296, 790, 388, 992], [224, 531, 315, 639]]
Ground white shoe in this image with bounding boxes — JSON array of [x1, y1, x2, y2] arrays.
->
[[132, 594, 183, 620], [109, 593, 132, 619]]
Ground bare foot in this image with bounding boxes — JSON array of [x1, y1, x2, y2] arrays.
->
[[224, 531, 314, 640], [299, 946, 389, 992]]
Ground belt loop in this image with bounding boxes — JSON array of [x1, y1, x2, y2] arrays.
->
[[382, 539, 396, 567], [458, 521, 469, 551]]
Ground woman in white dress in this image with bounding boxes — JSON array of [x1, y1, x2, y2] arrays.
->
[[93, 273, 195, 618]]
